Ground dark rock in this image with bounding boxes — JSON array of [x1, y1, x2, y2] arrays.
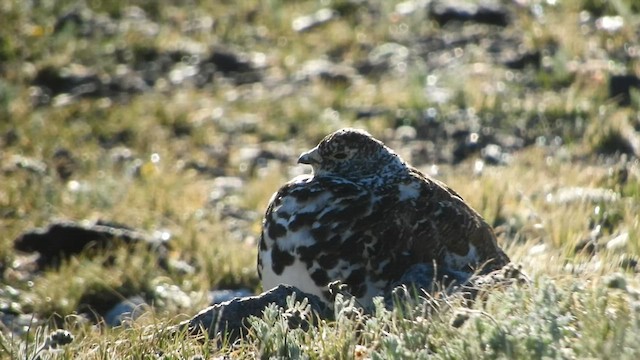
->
[[176, 284, 331, 342], [574, 238, 598, 256], [452, 131, 482, 163], [13, 220, 169, 269], [183, 161, 226, 177], [33, 65, 102, 98], [199, 49, 261, 85], [2, 129, 19, 147], [354, 107, 388, 119], [429, 0, 510, 27], [592, 126, 640, 157], [120, 47, 185, 85], [619, 256, 638, 272], [98, 129, 135, 148], [604, 272, 627, 290], [609, 75, 640, 106], [208, 50, 254, 74], [52, 148, 77, 180], [32, 64, 148, 105], [502, 50, 541, 69]]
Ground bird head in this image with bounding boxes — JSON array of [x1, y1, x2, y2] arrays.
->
[[298, 128, 407, 181]]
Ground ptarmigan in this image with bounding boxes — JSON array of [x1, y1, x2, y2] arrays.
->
[[258, 128, 509, 307]]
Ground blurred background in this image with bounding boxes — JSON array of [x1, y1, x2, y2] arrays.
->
[[1, 0, 640, 357]]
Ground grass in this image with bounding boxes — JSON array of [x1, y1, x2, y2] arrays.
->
[[1, 0, 640, 358]]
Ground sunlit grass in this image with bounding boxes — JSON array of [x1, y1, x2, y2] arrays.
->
[[1, 0, 640, 357]]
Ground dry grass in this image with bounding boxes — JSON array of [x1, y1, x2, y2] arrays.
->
[[1, 0, 640, 358]]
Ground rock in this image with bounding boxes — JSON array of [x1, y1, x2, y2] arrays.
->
[[154, 283, 192, 309], [208, 289, 254, 305], [4, 154, 47, 175], [32, 64, 103, 99], [481, 144, 511, 165], [292, 8, 338, 33], [429, 0, 510, 27], [452, 131, 482, 163], [356, 42, 410, 76], [604, 272, 627, 290], [209, 176, 245, 202], [0, 312, 39, 337], [605, 232, 629, 251], [104, 296, 149, 327], [177, 260, 517, 343], [609, 75, 640, 106], [619, 256, 638, 272], [176, 284, 331, 342], [52, 148, 77, 180], [547, 187, 620, 204], [13, 220, 170, 269], [32, 64, 148, 106], [199, 48, 261, 85], [593, 124, 640, 157], [295, 59, 356, 86], [502, 49, 541, 69], [596, 16, 624, 33], [234, 147, 280, 176], [395, 0, 430, 16]]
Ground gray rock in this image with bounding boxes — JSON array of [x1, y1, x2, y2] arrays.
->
[[177, 265, 518, 343], [104, 296, 149, 327], [5, 155, 47, 175], [176, 285, 330, 342], [208, 289, 254, 305]]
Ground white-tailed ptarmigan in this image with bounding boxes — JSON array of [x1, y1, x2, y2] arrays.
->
[[258, 128, 509, 306]]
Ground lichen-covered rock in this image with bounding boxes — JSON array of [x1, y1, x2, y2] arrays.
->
[[177, 284, 331, 342]]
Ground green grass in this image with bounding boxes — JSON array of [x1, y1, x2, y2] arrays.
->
[[1, 0, 640, 358]]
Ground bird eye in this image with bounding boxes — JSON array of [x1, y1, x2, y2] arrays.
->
[[333, 152, 347, 159]]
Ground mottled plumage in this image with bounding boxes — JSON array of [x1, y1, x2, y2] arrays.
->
[[258, 128, 509, 306]]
